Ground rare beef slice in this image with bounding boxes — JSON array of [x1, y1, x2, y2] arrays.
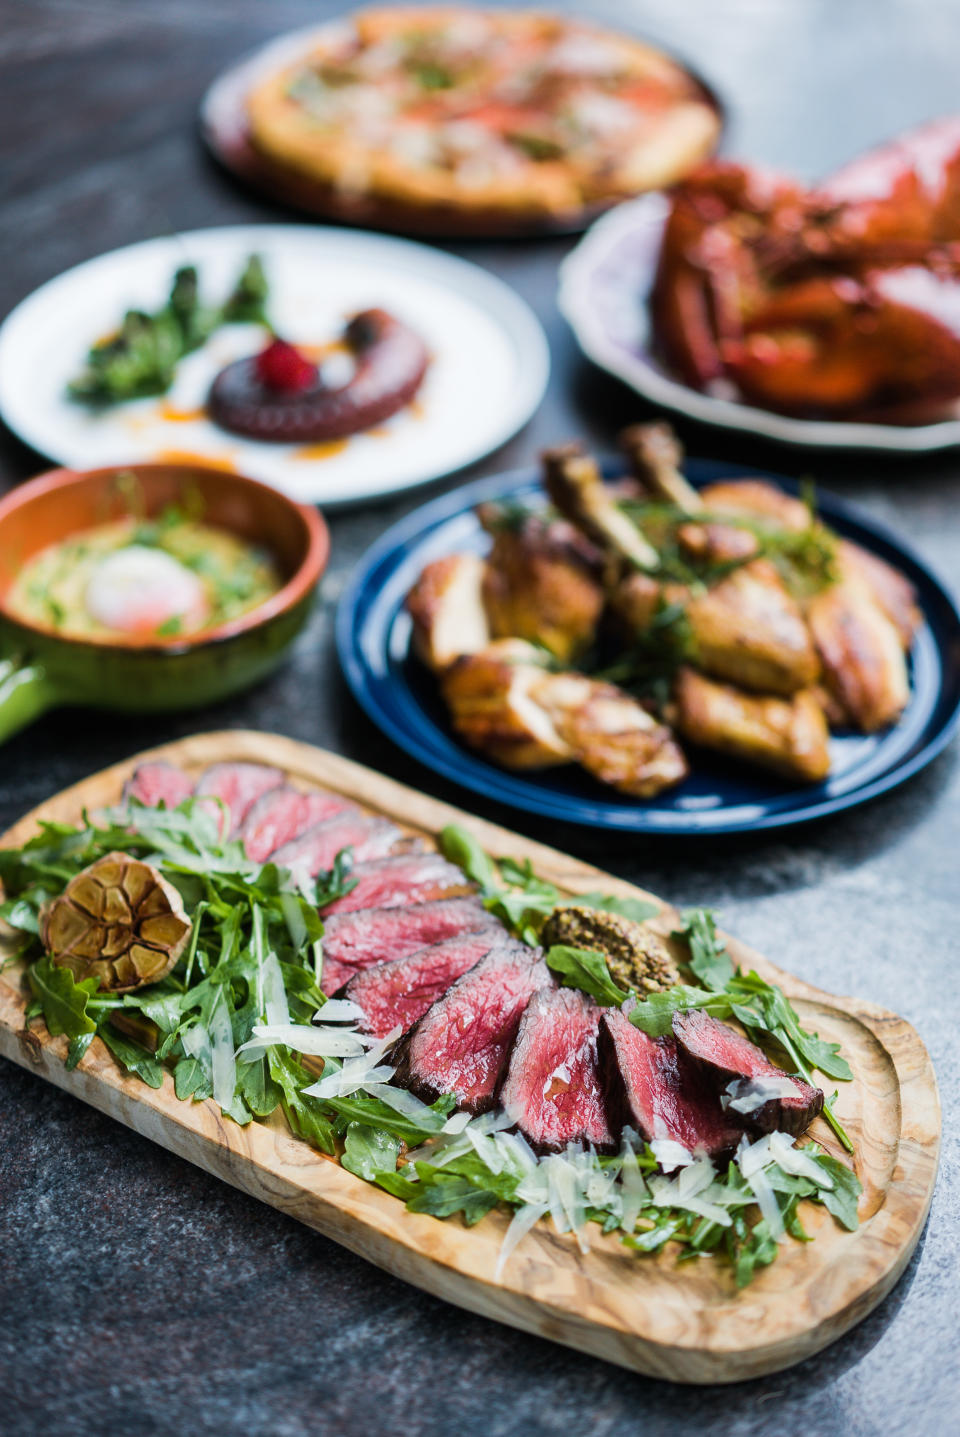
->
[[320, 897, 498, 994], [343, 932, 502, 1037], [240, 786, 358, 863], [271, 812, 405, 877], [672, 1009, 823, 1136], [319, 852, 475, 916], [598, 1009, 745, 1158], [392, 940, 553, 1114], [499, 987, 613, 1152], [194, 762, 285, 834]]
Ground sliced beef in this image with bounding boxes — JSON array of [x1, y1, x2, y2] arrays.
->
[[271, 812, 405, 877], [499, 988, 613, 1153], [240, 786, 358, 863], [123, 761, 193, 810], [320, 896, 497, 994], [392, 940, 552, 1114], [672, 1009, 823, 1136], [194, 762, 285, 834], [598, 1010, 745, 1158], [342, 932, 502, 1035], [320, 852, 475, 916]]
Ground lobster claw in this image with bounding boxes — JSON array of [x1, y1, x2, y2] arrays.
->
[[722, 267, 960, 418], [818, 115, 960, 254]]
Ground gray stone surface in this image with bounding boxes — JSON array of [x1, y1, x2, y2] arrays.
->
[[0, 2, 958, 1433]]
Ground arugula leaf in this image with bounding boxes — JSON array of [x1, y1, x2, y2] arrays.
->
[[813, 1152, 862, 1230], [439, 825, 499, 892], [28, 955, 98, 1039], [98, 1026, 164, 1089], [545, 945, 628, 1007], [406, 1171, 501, 1226], [65, 1031, 96, 1071], [342, 1123, 401, 1182], [677, 909, 734, 991], [628, 984, 732, 1037], [576, 892, 661, 924], [173, 1056, 209, 1101], [236, 1055, 282, 1119], [267, 1046, 336, 1156]]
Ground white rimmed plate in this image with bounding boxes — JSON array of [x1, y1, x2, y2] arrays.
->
[[559, 193, 960, 453], [0, 225, 549, 506]]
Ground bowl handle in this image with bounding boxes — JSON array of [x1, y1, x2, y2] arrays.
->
[[0, 656, 58, 744]]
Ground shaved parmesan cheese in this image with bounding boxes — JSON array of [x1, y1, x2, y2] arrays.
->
[[209, 991, 237, 1110], [723, 1075, 800, 1115], [239, 1023, 367, 1059], [650, 1137, 695, 1172], [768, 1130, 834, 1189], [313, 998, 365, 1025], [262, 952, 290, 1029], [494, 1202, 549, 1282], [745, 1162, 784, 1240]]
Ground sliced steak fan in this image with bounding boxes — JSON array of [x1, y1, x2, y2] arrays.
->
[[392, 940, 553, 1115], [672, 1009, 824, 1136], [341, 932, 503, 1036], [240, 786, 359, 863], [598, 1010, 745, 1158], [271, 812, 407, 878], [319, 897, 497, 995], [194, 762, 285, 834], [499, 987, 613, 1153], [123, 761, 193, 810], [320, 852, 475, 916]]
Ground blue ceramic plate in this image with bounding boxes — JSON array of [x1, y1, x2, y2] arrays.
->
[[336, 460, 960, 834]]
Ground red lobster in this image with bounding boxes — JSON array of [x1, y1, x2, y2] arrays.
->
[[652, 117, 960, 420]]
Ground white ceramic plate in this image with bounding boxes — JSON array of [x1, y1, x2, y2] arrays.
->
[[559, 194, 960, 453], [0, 225, 549, 506]]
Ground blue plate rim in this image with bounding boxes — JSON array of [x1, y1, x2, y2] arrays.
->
[[336, 460, 960, 835]]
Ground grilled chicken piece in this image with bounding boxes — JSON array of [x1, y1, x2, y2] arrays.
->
[[805, 574, 910, 731], [697, 479, 811, 533], [686, 559, 821, 694], [673, 667, 831, 782], [676, 521, 760, 565], [614, 560, 819, 695], [442, 639, 688, 796], [533, 671, 689, 797], [619, 422, 704, 513], [407, 553, 490, 672], [477, 504, 605, 663], [441, 639, 573, 769], [542, 443, 659, 572], [839, 540, 920, 646]]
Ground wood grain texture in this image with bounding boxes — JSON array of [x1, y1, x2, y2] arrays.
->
[[0, 730, 940, 1384]]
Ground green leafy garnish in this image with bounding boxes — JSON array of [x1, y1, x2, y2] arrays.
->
[[67, 254, 270, 406]]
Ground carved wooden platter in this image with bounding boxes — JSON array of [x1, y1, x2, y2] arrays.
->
[[0, 731, 940, 1383]]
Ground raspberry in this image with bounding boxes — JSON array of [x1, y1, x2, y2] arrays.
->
[[254, 337, 318, 393]]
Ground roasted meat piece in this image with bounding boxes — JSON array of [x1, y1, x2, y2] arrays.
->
[[673, 667, 831, 783], [542, 443, 658, 571], [533, 671, 689, 797], [619, 422, 704, 513], [540, 905, 678, 994], [672, 1009, 824, 1136], [499, 988, 613, 1153], [344, 932, 504, 1038], [406, 552, 491, 672], [122, 761, 194, 811], [442, 640, 688, 796], [194, 762, 285, 834], [319, 852, 475, 918], [441, 639, 573, 769], [392, 940, 552, 1114], [240, 787, 358, 863], [598, 1010, 745, 1158], [271, 812, 406, 877], [805, 574, 911, 732], [683, 560, 820, 695], [697, 479, 811, 534], [477, 503, 605, 663]]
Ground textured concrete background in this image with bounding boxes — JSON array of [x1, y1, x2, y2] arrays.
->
[[0, 2, 958, 1433]]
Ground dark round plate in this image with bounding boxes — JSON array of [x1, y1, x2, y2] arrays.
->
[[336, 459, 960, 833]]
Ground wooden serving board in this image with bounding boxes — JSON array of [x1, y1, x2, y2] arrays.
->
[[0, 731, 940, 1384]]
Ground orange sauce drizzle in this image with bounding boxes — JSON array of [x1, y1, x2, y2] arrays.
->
[[158, 402, 207, 423], [292, 438, 351, 461], [154, 450, 237, 472]]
